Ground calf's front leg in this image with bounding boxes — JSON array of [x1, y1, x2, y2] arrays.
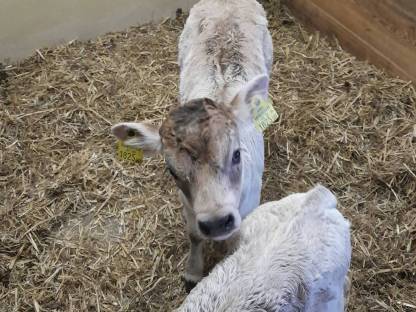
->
[[183, 233, 204, 293]]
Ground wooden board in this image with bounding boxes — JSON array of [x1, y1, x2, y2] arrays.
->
[[282, 0, 416, 83]]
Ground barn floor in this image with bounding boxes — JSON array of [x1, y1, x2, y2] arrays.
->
[[1, 3, 415, 312]]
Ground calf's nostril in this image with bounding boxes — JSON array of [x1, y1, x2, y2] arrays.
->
[[198, 220, 211, 236], [224, 214, 234, 229]]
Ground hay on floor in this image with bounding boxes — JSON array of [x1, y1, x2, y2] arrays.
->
[[0, 4, 415, 311]]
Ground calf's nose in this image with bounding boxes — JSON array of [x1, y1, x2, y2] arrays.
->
[[198, 214, 235, 238]]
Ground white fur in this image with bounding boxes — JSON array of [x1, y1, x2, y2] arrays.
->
[[176, 185, 352, 312], [179, 0, 273, 104]]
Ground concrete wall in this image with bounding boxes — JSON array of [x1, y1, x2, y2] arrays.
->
[[0, 0, 197, 63]]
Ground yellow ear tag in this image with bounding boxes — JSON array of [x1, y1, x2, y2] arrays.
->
[[251, 97, 279, 132], [116, 141, 143, 162]]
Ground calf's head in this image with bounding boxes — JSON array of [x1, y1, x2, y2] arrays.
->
[[112, 75, 268, 240]]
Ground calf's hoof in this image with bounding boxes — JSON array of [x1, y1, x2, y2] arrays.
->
[[181, 276, 197, 293]]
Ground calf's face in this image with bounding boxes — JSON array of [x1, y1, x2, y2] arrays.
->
[[160, 98, 244, 240], [112, 75, 268, 240]]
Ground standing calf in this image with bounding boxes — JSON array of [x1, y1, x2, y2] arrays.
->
[[112, 0, 273, 290], [176, 185, 352, 312]]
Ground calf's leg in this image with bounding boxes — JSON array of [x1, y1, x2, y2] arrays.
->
[[183, 233, 204, 293]]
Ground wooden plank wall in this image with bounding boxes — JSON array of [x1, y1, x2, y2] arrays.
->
[[282, 0, 416, 83]]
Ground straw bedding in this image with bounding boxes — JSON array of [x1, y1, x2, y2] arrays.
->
[[0, 3, 415, 311]]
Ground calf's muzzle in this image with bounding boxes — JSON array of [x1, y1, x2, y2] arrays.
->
[[198, 214, 235, 238]]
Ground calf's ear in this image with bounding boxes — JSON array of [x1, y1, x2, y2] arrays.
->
[[231, 74, 269, 123], [111, 122, 162, 155], [305, 184, 337, 210]]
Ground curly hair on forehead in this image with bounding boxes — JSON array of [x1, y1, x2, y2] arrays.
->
[[160, 98, 235, 161]]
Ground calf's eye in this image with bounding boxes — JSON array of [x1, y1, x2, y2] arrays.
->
[[232, 150, 240, 165], [168, 167, 178, 179]]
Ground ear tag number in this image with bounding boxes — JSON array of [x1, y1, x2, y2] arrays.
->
[[116, 141, 143, 162], [251, 97, 279, 132]]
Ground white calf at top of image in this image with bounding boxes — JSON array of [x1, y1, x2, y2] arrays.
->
[[112, 0, 273, 291]]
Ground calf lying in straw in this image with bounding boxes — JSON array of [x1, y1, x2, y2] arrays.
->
[[112, 0, 273, 290], [176, 185, 352, 312]]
